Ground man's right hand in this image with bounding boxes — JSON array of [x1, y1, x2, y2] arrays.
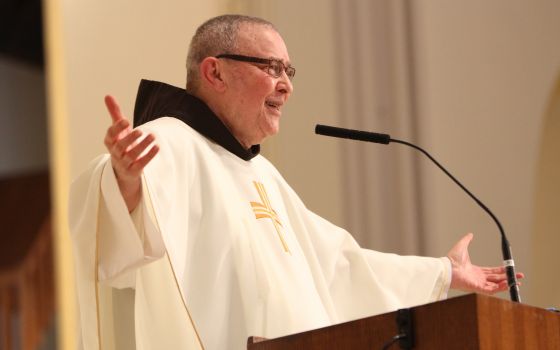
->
[[103, 95, 159, 212]]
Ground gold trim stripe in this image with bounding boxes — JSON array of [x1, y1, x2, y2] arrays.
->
[[95, 190, 102, 349], [143, 177, 206, 349]]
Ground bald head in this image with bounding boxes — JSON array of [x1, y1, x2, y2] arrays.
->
[[186, 15, 276, 94]]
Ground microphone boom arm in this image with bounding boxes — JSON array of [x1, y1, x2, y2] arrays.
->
[[391, 138, 520, 302], [315, 124, 521, 302]]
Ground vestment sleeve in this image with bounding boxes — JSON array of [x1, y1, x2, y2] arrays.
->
[[293, 204, 451, 302], [309, 211, 450, 304], [97, 158, 166, 288], [360, 249, 451, 303]]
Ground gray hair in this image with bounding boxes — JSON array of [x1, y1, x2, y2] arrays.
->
[[185, 14, 276, 94]]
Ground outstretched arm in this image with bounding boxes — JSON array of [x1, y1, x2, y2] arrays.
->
[[103, 95, 159, 212], [448, 233, 524, 294]]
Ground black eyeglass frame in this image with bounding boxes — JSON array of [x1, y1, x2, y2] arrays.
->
[[215, 54, 296, 80]]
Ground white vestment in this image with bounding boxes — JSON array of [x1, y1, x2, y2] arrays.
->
[[70, 117, 450, 350]]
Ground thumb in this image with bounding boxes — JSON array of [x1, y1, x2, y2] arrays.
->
[[458, 232, 474, 249], [448, 233, 474, 261]]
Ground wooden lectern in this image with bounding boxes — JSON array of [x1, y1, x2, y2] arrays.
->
[[247, 294, 560, 349]]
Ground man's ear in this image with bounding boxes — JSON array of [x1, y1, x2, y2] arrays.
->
[[200, 57, 226, 92]]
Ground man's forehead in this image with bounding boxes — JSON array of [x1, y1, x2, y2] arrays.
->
[[236, 23, 290, 63]]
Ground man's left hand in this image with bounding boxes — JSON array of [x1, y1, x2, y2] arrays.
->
[[447, 233, 524, 294]]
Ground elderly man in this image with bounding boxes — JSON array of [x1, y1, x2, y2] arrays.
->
[[70, 14, 519, 350]]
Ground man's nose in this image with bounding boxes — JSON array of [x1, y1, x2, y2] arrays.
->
[[277, 72, 293, 95]]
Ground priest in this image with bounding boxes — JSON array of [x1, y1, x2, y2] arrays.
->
[[70, 14, 521, 350]]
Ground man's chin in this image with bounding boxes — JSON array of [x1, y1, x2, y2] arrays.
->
[[261, 124, 280, 141]]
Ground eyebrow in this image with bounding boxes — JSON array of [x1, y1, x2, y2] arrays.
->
[[268, 56, 292, 67]]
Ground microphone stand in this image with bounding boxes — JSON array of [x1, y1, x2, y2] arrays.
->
[[315, 124, 521, 302]]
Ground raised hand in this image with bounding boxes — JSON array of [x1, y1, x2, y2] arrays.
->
[[447, 233, 524, 294], [103, 95, 159, 212]]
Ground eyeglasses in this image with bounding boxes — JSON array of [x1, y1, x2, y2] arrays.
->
[[216, 54, 296, 80]]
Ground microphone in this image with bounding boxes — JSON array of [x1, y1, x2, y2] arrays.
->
[[315, 124, 391, 144], [315, 124, 521, 303]]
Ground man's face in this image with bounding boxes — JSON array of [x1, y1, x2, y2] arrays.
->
[[220, 24, 293, 148]]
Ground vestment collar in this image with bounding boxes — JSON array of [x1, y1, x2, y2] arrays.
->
[[133, 79, 260, 161]]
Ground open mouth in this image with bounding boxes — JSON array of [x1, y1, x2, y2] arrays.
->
[[265, 100, 281, 111]]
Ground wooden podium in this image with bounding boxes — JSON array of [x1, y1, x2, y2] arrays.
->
[[247, 294, 560, 349]]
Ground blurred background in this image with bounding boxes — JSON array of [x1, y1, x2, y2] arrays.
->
[[1, 0, 558, 348]]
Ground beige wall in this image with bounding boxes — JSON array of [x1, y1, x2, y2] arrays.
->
[[410, 1, 560, 304], [531, 74, 560, 308]]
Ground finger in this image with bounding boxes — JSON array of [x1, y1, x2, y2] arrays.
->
[[482, 280, 508, 294], [128, 144, 159, 174], [481, 266, 506, 274], [485, 273, 508, 283], [486, 279, 523, 294], [106, 128, 140, 159], [112, 129, 144, 158], [123, 133, 156, 162], [105, 119, 132, 146], [489, 284, 508, 294], [104, 95, 126, 124], [481, 268, 524, 281]]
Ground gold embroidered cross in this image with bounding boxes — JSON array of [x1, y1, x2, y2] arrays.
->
[[250, 181, 290, 253]]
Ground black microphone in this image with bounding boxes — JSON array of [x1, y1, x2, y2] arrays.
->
[[315, 124, 521, 303], [315, 124, 391, 144]]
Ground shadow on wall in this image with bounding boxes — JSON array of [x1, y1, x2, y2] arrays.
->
[[531, 71, 560, 309]]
